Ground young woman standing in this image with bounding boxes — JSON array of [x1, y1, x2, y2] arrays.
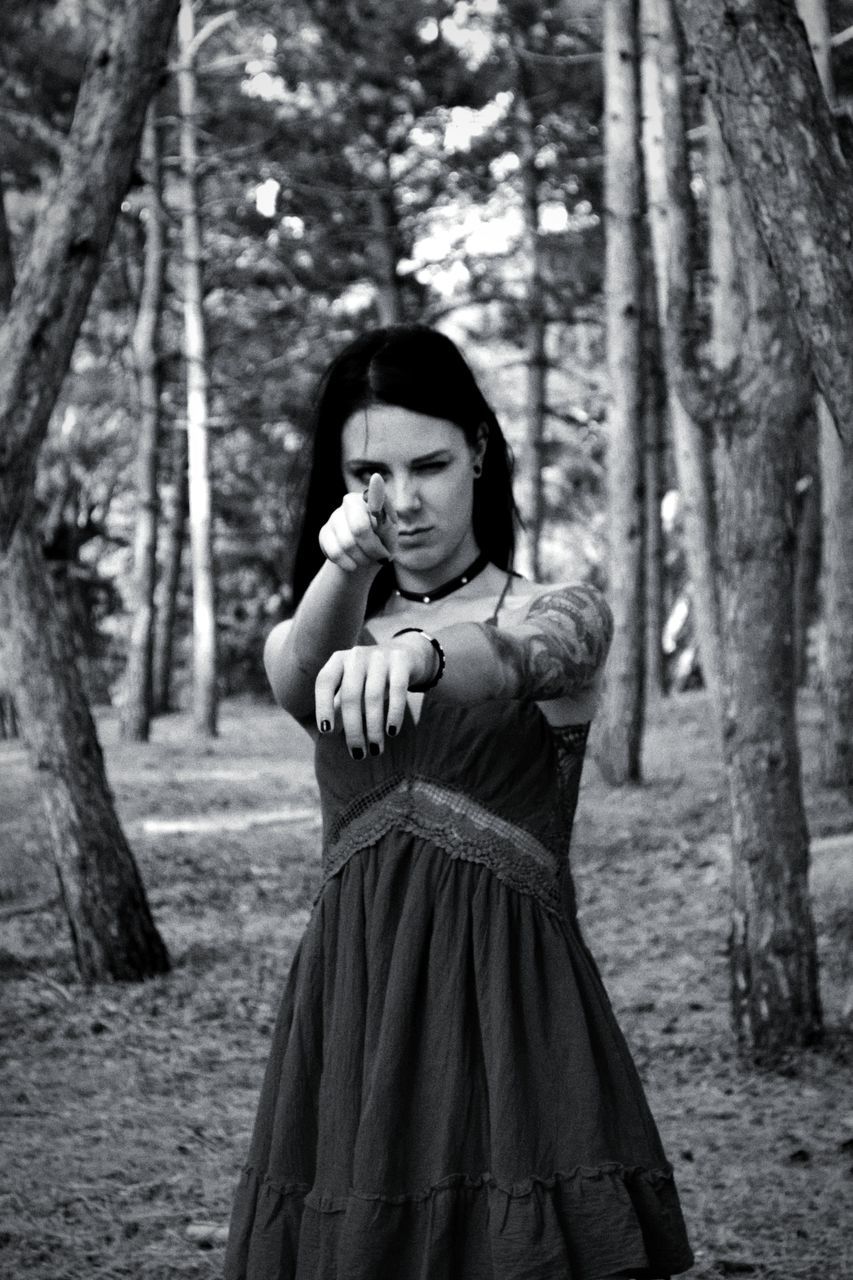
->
[[224, 325, 694, 1280]]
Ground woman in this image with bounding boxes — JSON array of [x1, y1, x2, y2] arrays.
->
[[225, 326, 694, 1280]]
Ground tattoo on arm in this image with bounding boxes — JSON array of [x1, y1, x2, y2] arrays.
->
[[476, 585, 614, 701]]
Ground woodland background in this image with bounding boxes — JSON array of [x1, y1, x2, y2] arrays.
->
[[0, 1, 852, 1277]]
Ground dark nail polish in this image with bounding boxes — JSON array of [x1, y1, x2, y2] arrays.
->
[[320, 719, 331, 734], [368, 741, 380, 756], [351, 747, 364, 760], [387, 724, 398, 737]]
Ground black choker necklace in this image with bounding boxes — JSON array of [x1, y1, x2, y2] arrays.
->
[[394, 550, 490, 604]]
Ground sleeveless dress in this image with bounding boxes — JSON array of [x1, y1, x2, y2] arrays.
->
[[224, 601, 695, 1280]]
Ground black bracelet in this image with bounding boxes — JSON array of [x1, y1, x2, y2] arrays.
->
[[391, 627, 446, 692]]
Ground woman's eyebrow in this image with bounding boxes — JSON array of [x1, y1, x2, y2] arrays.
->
[[344, 449, 451, 468]]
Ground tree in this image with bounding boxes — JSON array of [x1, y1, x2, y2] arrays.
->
[[706, 108, 821, 1063], [176, 0, 223, 737], [794, 0, 853, 794], [0, 0, 178, 981], [598, 0, 646, 784], [654, 0, 822, 1064], [121, 104, 167, 741], [672, 0, 853, 446], [641, 0, 724, 731]]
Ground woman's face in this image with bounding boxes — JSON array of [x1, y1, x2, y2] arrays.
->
[[340, 405, 483, 578]]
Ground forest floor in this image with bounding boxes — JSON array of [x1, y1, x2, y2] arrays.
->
[[0, 688, 852, 1280]]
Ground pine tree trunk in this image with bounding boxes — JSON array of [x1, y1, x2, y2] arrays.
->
[[647, 0, 725, 732], [673, 0, 853, 445], [819, 417, 853, 793], [120, 105, 165, 742], [0, 0, 181, 550], [152, 421, 188, 714], [0, 519, 171, 980], [599, 0, 646, 785], [0, 191, 19, 740], [642, 230, 667, 703], [367, 172, 404, 325], [794, 0, 853, 792], [792, 408, 821, 687], [518, 96, 548, 581], [707, 113, 822, 1066], [177, 0, 217, 737], [0, 0, 177, 982]]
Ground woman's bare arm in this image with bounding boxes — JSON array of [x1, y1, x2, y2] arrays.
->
[[264, 559, 379, 720], [427, 584, 614, 705], [312, 582, 612, 754]]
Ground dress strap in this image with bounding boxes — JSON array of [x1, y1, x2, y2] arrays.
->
[[485, 570, 522, 626]]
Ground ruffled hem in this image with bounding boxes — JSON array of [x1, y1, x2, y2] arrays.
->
[[225, 1160, 695, 1280]]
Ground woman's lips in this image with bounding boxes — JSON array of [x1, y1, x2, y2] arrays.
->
[[397, 527, 431, 539]]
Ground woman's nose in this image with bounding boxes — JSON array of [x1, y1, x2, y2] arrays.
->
[[388, 474, 422, 514]]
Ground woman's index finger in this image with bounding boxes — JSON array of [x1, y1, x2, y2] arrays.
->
[[366, 472, 385, 517]]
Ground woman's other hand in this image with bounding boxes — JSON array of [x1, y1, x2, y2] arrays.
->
[[314, 631, 436, 756], [318, 472, 398, 572]]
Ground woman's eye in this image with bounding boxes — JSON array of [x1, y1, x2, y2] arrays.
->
[[415, 462, 447, 474]]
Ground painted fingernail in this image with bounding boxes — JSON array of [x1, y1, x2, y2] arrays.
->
[[351, 747, 364, 760], [320, 720, 331, 734], [368, 742, 380, 756], [386, 724, 398, 737]]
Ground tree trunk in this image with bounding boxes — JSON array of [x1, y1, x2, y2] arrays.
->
[[647, 0, 725, 733], [177, 0, 217, 737], [120, 104, 165, 742], [794, 0, 853, 793], [599, 0, 646, 785], [152, 421, 188, 714], [0, 190, 19, 740], [367, 173, 404, 325], [819, 417, 853, 793], [707, 111, 822, 1066], [0, 1, 176, 983], [0, 518, 171, 981], [641, 227, 667, 703], [792, 408, 821, 687], [0, 0, 181, 550], [672, 0, 853, 445], [518, 92, 548, 581]]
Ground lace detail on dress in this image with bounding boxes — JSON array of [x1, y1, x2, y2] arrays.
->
[[317, 774, 564, 915], [549, 722, 590, 827]]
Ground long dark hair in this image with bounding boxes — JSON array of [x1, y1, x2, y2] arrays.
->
[[291, 325, 519, 616]]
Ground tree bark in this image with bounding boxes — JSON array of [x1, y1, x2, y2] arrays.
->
[[672, 0, 853, 445], [176, 0, 218, 737], [517, 89, 548, 581], [0, 190, 19, 740], [646, 0, 725, 733], [794, 0, 853, 793], [367, 172, 404, 325], [792, 408, 821, 687], [120, 104, 166, 742], [152, 421, 188, 714], [819, 419, 853, 793], [707, 111, 822, 1066], [641, 227, 667, 703], [0, 519, 171, 981], [0, 4, 175, 981], [599, 0, 646, 785], [0, 0, 181, 550]]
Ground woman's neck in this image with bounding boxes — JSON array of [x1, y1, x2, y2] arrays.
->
[[393, 534, 482, 597]]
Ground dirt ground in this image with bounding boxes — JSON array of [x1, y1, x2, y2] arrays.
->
[[0, 688, 851, 1280]]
